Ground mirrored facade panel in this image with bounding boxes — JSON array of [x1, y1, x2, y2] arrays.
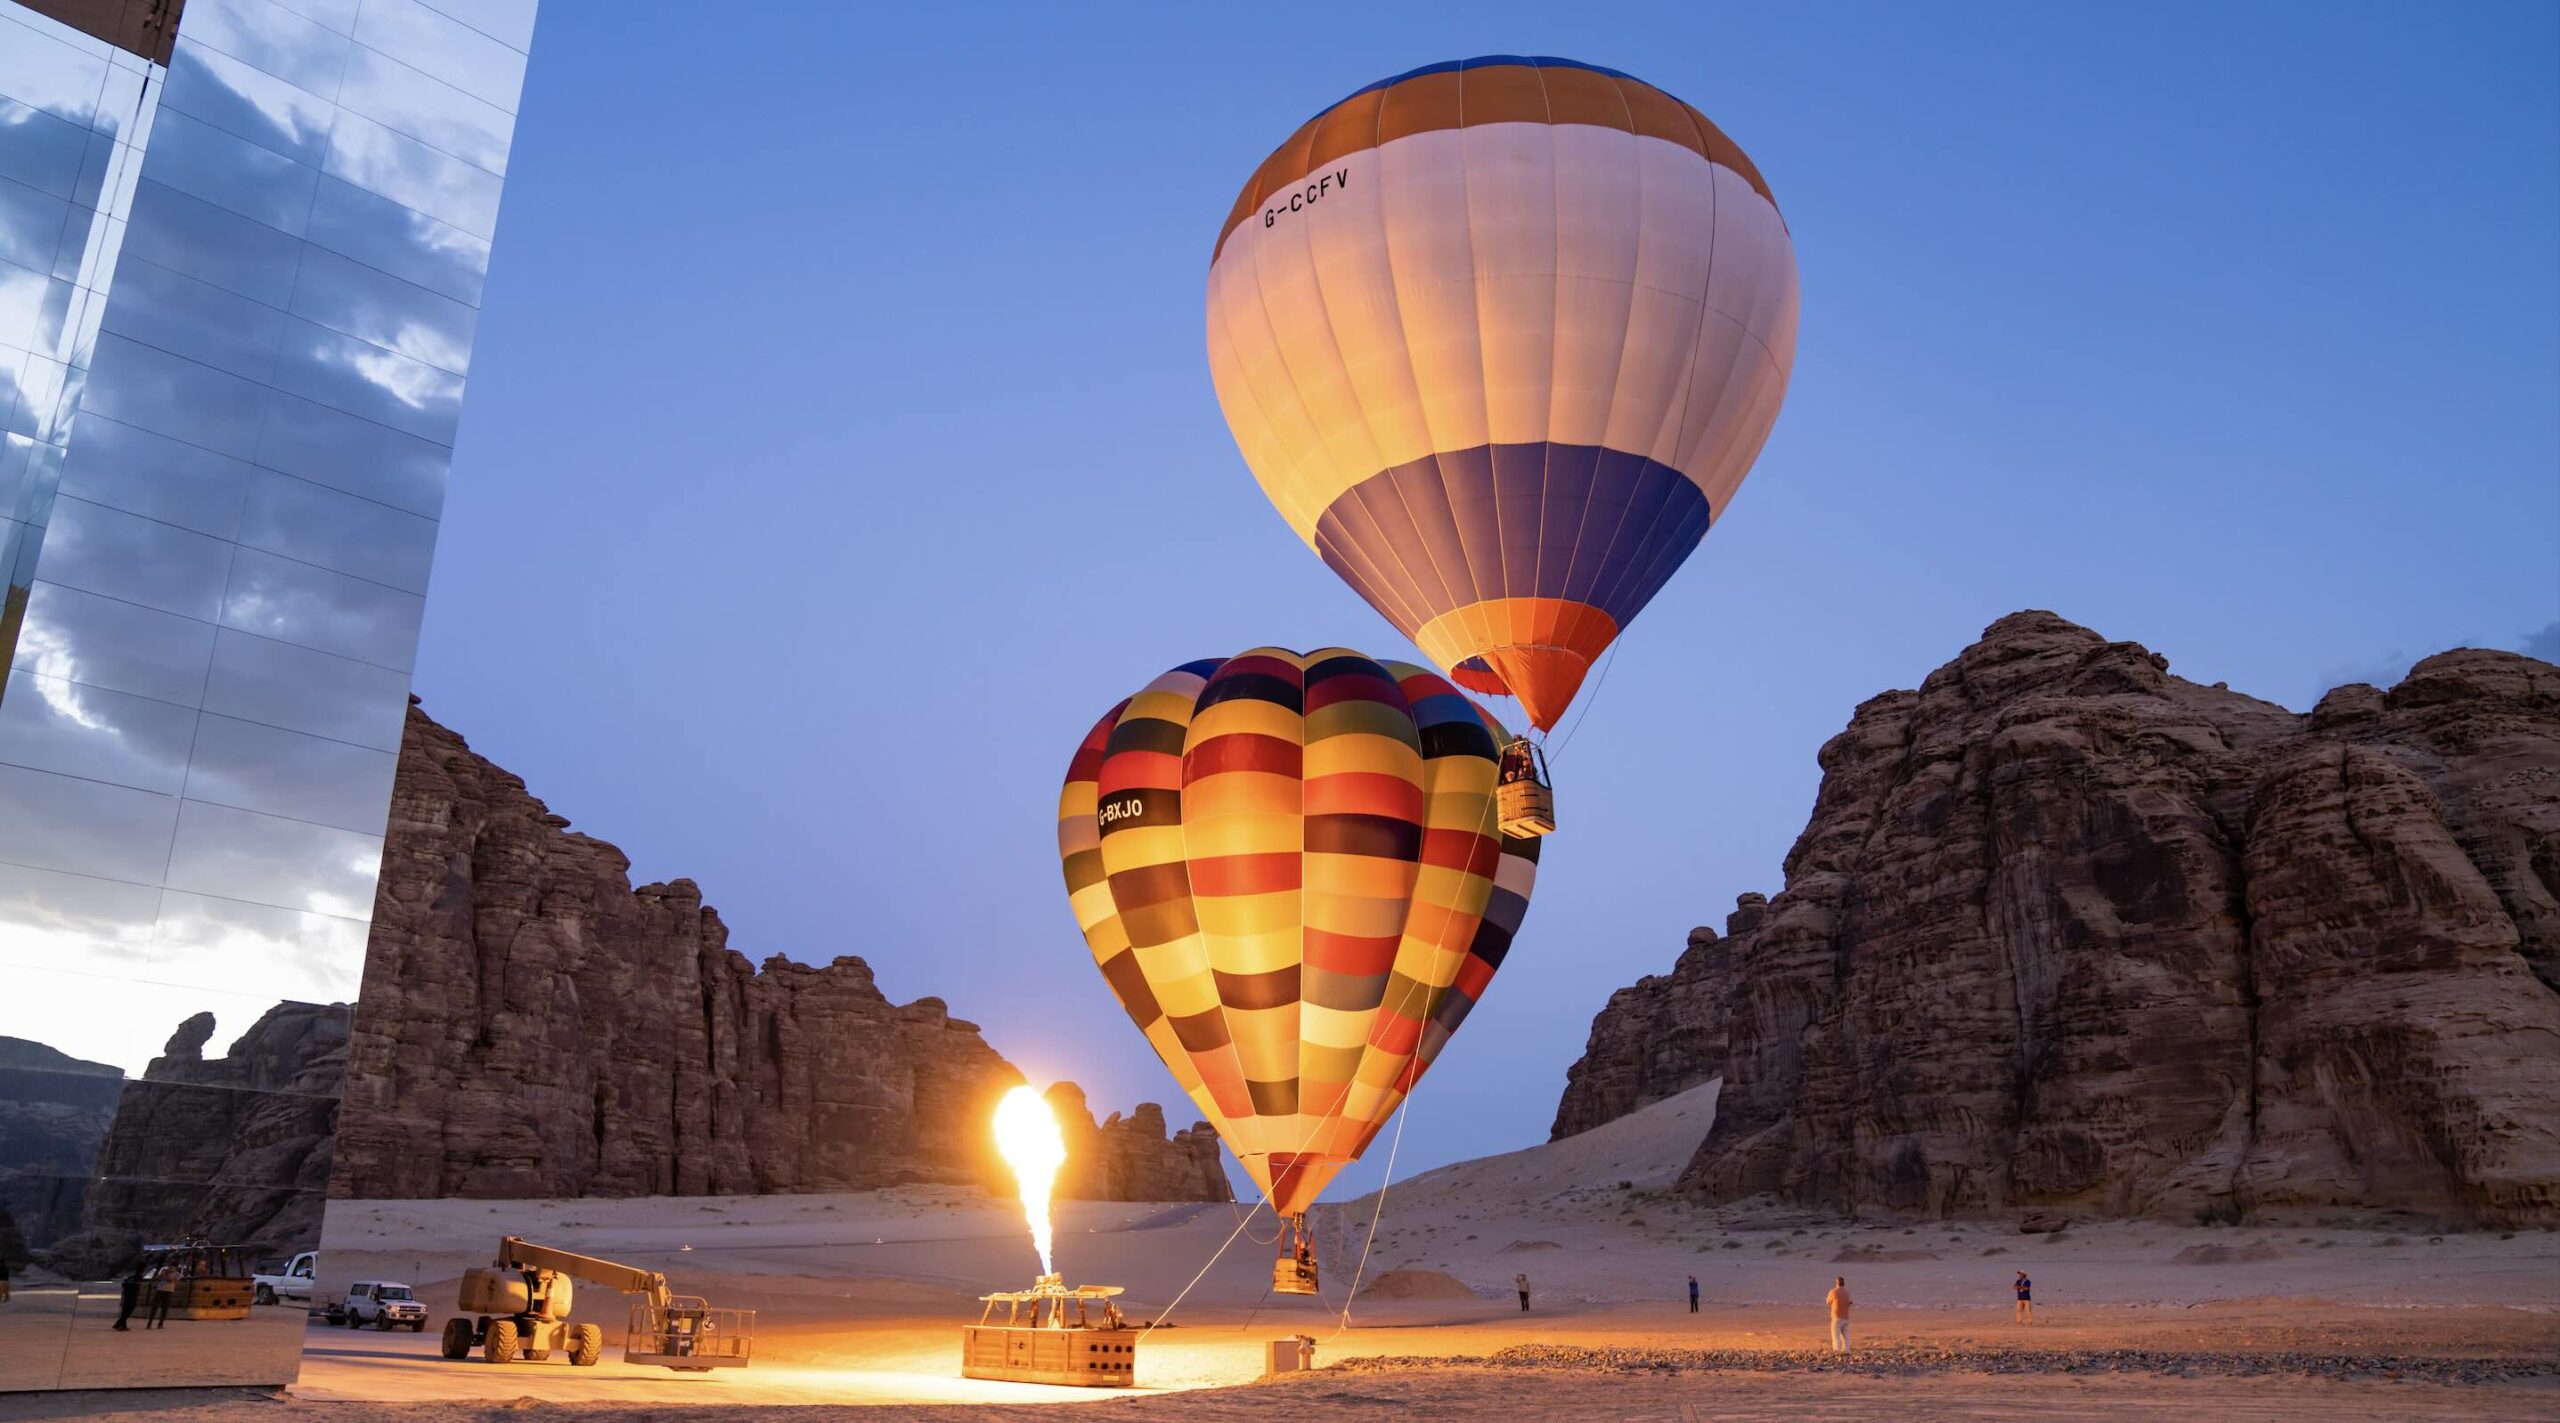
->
[[338, 40, 511, 175], [53, 410, 257, 538], [273, 0, 360, 34], [120, 177, 300, 305], [253, 383, 449, 515], [0, 1179, 73, 1390], [0, 760, 177, 884], [0, 0, 532, 1392], [183, 710, 396, 832], [0, 262, 75, 354], [162, 37, 338, 168], [351, 0, 525, 111], [270, 315, 462, 442], [0, 180, 72, 271], [0, 857, 160, 973], [237, 468, 437, 591], [0, 7, 114, 124], [198, 625, 406, 750], [0, 667, 197, 792], [287, 243, 474, 374], [79, 330, 268, 456], [303, 172, 485, 304], [163, 797, 382, 918], [0, 92, 94, 197], [321, 107, 498, 237], [150, 887, 366, 1001], [176, 0, 352, 99], [11, 580, 217, 704], [134, 107, 318, 238], [95, 252, 288, 379], [219, 544, 423, 668], [412, 0, 534, 53], [29, 494, 233, 619]]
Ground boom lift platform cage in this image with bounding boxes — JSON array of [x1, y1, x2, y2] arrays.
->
[[627, 1295, 754, 1370]]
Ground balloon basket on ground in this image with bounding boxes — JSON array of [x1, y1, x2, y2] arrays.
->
[[959, 1275, 1136, 1387]]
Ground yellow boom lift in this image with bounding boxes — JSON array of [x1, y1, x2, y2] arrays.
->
[[439, 1235, 753, 1372]]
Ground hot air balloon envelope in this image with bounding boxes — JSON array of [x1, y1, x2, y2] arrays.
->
[[1206, 57, 1799, 729], [1055, 649, 1540, 1216]]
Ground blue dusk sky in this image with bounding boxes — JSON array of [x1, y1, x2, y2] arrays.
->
[[414, 3, 2560, 1198]]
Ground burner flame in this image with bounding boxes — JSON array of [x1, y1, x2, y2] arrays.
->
[[992, 1086, 1066, 1276]]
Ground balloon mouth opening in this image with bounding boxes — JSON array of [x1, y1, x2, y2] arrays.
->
[[1479, 645, 1593, 732]]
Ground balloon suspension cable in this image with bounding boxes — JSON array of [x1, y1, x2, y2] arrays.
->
[[1137, 1195, 1269, 1341], [1332, 1093, 1413, 1335], [1546, 636, 1624, 763], [1228, 1197, 1282, 1247], [1151, 679, 1510, 1338], [1333, 754, 1498, 1333]]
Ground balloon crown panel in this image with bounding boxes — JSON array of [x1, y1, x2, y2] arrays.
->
[[1205, 55, 1800, 730], [1054, 649, 1540, 1216]]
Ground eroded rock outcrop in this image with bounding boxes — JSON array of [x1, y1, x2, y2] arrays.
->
[[1045, 1083, 1231, 1204], [1557, 612, 2560, 1225], [332, 702, 1226, 1203]]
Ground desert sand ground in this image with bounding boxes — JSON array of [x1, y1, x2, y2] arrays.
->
[[8, 1082, 2556, 1420]]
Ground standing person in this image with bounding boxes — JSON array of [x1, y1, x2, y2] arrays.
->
[[1514, 1273, 1530, 1312], [144, 1260, 176, 1329], [112, 1260, 144, 1330], [1826, 1275, 1853, 1354], [1687, 1274, 1700, 1314], [2014, 1270, 2033, 1324]]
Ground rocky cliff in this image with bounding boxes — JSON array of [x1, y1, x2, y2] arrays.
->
[[44, 1003, 345, 1276], [1555, 613, 2560, 1226], [333, 701, 1226, 1203]]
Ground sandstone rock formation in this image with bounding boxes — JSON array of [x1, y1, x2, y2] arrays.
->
[[333, 701, 1226, 1203], [45, 1003, 345, 1276], [1044, 1083, 1230, 1204], [1556, 612, 2560, 1226]]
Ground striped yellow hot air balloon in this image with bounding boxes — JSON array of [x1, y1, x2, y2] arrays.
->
[[1206, 57, 1799, 730], [1055, 650, 1539, 1291]]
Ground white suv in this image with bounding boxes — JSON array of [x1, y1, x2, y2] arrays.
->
[[342, 1281, 430, 1331]]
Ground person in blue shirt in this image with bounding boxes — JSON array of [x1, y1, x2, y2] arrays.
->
[[1687, 1274, 1699, 1313], [2014, 1271, 2033, 1324]]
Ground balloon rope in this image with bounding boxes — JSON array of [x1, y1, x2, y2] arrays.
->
[[1332, 734, 1503, 1333], [1156, 714, 1508, 1337], [1547, 635, 1624, 763], [1137, 1197, 1266, 1341], [1228, 1196, 1282, 1247], [1332, 1094, 1411, 1334]]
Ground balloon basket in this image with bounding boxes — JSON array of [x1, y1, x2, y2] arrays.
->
[[960, 1277, 1137, 1387], [1273, 1256, 1319, 1296]]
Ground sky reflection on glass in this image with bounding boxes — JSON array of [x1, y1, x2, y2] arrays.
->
[[0, 0, 536, 1156]]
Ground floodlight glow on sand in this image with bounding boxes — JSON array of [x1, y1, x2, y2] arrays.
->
[[993, 1086, 1066, 1276]]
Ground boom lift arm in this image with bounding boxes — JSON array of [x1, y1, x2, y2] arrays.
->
[[492, 1236, 671, 1308]]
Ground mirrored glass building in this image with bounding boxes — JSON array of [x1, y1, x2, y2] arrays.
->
[[0, 0, 534, 1388]]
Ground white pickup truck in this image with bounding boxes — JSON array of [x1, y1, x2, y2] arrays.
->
[[253, 1251, 316, 1307]]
